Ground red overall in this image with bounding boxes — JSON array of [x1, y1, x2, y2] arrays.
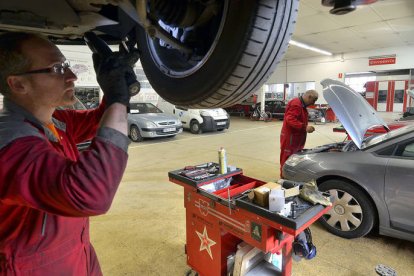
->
[[0, 100, 129, 275], [280, 97, 309, 176]]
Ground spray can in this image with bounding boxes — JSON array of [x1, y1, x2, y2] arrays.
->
[[218, 147, 228, 174]]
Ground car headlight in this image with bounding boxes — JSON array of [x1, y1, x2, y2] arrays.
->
[[200, 111, 210, 116], [285, 154, 312, 167], [144, 121, 157, 128]]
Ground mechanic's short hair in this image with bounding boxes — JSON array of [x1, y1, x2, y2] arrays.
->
[[0, 32, 44, 96], [304, 89, 318, 98]]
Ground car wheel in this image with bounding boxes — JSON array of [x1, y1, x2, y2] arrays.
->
[[318, 179, 376, 239], [136, 0, 299, 107], [190, 121, 202, 134], [130, 125, 144, 142]]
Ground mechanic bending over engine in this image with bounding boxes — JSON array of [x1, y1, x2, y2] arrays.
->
[[279, 89, 319, 178], [0, 32, 138, 274]]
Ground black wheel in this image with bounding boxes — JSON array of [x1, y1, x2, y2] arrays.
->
[[250, 112, 259, 121], [130, 125, 144, 142], [136, 0, 299, 108], [190, 120, 202, 134], [318, 179, 376, 239], [264, 111, 272, 122]]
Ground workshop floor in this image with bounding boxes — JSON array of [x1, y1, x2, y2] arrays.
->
[[91, 114, 414, 276]]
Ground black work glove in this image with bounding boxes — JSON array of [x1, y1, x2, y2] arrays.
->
[[92, 51, 140, 107]]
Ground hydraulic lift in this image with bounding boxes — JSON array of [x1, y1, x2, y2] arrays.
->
[[169, 164, 332, 276]]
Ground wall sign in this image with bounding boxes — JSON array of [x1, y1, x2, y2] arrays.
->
[[369, 55, 396, 66]]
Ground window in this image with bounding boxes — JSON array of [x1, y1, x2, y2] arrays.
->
[[176, 106, 188, 111], [129, 103, 162, 114], [394, 90, 404, 104], [378, 90, 387, 103], [376, 145, 396, 156], [344, 75, 376, 93], [395, 140, 414, 159]]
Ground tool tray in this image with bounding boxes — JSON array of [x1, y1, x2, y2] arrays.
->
[[169, 163, 325, 230]]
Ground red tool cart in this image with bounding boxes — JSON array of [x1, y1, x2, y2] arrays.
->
[[169, 163, 332, 276]]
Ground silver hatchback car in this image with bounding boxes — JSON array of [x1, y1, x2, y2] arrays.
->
[[283, 79, 414, 242], [128, 102, 183, 142]]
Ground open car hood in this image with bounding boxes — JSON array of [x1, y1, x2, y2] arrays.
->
[[321, 79, 388, 149]]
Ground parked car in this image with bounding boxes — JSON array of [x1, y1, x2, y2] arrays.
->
[[399, 90, 414, 120], [0, 1, 372, 108], [283, 79, 414, 242], [157, 99, 230, 134], [225, 104, 251, 117], [261, 100, 287, 120], [127, 102, 182, 142], [307, 107, 325, 122], [400, 106, 414, 121]]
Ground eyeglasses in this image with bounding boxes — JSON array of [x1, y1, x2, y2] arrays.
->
[[14, 61, 71, 76]]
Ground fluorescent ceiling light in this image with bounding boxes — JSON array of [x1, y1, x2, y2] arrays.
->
[[346, 71, 374, 75], [289, 40, 333, 56]]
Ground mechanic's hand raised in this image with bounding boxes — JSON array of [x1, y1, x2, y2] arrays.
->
[[306, 126, 315, 133], [92, 51, 139, 107]]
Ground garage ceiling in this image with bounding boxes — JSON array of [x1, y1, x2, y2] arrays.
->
[[284, 0, 414, 60]]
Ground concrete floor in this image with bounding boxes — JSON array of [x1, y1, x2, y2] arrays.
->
[[90, 116, 414, 276]]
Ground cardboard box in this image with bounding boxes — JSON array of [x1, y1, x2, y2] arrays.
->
[[248, 182, 281, 208], [233, 242, 264, 276], [283, 185, 300, 198]]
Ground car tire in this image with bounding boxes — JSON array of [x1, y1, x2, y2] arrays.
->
[[130, 125, 144, 142], [190, 120, 202, 134], [136, 0, 299, 108], [264, 111, 272, 122], [318, 179, 376, 239]]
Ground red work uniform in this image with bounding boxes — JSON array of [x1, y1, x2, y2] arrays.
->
[[0, 98, 129, 275], [279, 97, 309, 176]]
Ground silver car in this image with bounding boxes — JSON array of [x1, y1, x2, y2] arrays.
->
[[283, 79, 414, 242], [128, 102, 183, 142]]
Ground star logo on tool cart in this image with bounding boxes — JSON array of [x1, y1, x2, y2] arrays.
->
[[196, 226, 216, 259]]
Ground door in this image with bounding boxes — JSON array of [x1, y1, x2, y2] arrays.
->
[[377, 81, 388, 112], [393, 81, 405, 113], [384, 139, 414, 233]]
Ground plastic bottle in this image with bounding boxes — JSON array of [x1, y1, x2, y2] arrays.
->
[[218, 147, 228, 174]]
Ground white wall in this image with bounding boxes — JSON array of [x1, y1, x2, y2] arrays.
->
[[269, 45, 414, 104], [58, 45, 160, 104]]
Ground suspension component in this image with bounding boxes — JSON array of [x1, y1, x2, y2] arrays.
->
[[149, 0, 200, 28]]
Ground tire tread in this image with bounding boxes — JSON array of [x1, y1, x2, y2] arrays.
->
[[195, 0, 300, 107]]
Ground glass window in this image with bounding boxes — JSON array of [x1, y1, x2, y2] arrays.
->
[[176, 106, 188, 111], [129, 103, 162, 114], [344, 75, 376, 93], [378, 90, 387, 103], [395, 140, 414, 159], [376, 145, 396, 156], [394, 90, 404, 103]]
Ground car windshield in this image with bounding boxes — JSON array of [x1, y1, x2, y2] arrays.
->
[[129, 103, 162, 114], [363, 125, 414, 148]]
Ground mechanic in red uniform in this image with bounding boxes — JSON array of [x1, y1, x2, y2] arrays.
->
[[279, 90, 319, 177], [0, 32, 138, 275]]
